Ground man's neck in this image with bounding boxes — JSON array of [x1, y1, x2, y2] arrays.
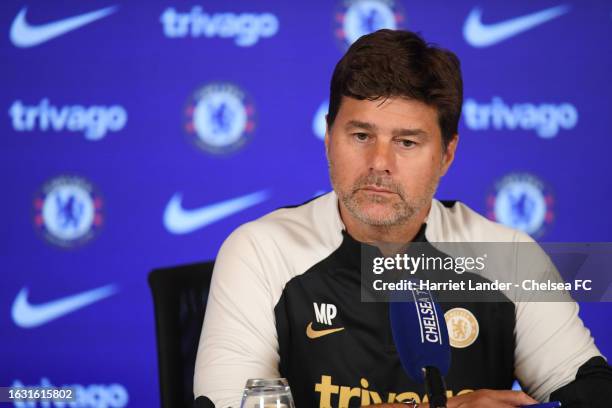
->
[[339, 201, 432, 246]]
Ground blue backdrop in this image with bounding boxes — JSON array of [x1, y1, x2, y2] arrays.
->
[[2, 1, 611, 407]]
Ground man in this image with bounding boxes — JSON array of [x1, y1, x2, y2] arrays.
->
[[194, 29, 611, 407]]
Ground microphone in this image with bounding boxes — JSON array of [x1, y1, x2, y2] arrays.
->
[[194, 395, 216, 408], [389, 288, 450, 408]]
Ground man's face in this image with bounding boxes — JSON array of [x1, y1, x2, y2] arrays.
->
[[326, 96, 457, 228]]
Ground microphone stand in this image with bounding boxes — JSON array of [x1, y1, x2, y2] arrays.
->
[[423, 366, 447, 408]]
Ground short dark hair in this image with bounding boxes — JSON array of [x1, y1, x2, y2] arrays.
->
[[327, 29, 463, 148]]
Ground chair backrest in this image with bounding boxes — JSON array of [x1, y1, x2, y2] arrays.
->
[[148, 261, 215, 408]]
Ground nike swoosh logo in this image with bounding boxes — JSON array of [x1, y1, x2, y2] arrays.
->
[[306, 322, 345, 339], [163, 190, 269, 234], [11, 285, 118, 328], [10, 5, 118, 48], [463, 5, 570, 48]]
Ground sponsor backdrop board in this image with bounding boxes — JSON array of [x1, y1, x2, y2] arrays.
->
[[1, 0, 611, 406]]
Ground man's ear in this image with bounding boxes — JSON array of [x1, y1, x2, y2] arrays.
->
[[440, 134, 459, 176]]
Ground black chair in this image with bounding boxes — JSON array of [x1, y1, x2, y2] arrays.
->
[[148, 261, 215, 408]]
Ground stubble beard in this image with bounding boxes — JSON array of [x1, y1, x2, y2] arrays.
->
[[330, 164, 438, 228]]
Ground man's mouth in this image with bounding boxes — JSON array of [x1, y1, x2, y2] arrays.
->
[[359, 186, 395, 194]]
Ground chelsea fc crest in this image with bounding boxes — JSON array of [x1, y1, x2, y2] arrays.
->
[[487, 173, 554, 238], [445, 308, 479, 349], [184, 82, 256, 155], [334, 0, 405, 49], [33, 175, 103, 248]]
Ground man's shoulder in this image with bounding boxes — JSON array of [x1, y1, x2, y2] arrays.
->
[[428, 199, 534, 243], [243, 191, 340, 234], [220, 192, 344, 262]]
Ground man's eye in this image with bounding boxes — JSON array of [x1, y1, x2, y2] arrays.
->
[[353, 133, 369, 141], [399, 139, 416, 148]]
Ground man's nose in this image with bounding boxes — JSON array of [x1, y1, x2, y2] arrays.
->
[[369, 139, 393, 174]]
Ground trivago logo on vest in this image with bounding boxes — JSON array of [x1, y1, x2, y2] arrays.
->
[[8, 99, 128, 141], [463, 97, 578, 139], [160, 6, 279, 46], [11, 378, 128, 408]]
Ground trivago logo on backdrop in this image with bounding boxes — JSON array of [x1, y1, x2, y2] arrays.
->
[[9, 99, 128, 141], [12, 378, 128, 408], [463, 97, 578, 139], [160, 6, 279, 46]]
